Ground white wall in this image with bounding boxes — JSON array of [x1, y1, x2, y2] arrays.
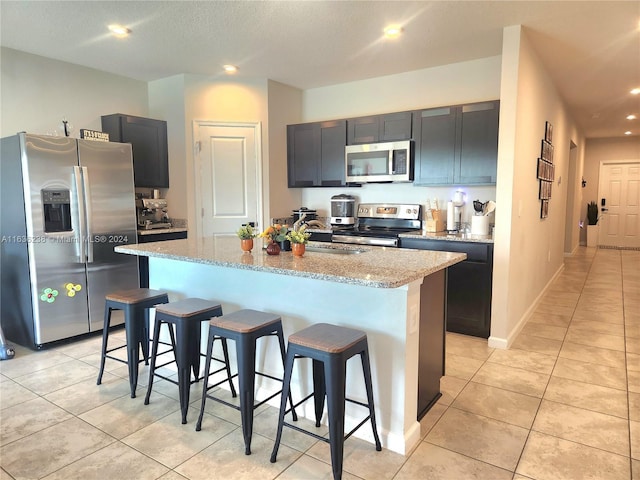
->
[[491, 26, 585, 347], [148, 75, 187, 220], [302, 56, 502, 121], [149, 77, 302, 233], [267, 80, 304, 223], [0, 47, 148, 138], [298, 56, 502, 222]]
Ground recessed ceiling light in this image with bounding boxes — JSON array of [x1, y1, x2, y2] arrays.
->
[[627, 114, 637, 120], [108, 24, 131, 38], [383, 25, 403, 39], [631, 88, 640, 95], [624, 131, 632, 135], [223, 65, 238, 74]]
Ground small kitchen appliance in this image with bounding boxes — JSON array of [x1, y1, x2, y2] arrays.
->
[[330, 194, 356, 226], [137, 198, 172, 229], [332, 203, 421, 247], [292, 207, 317, 224], [447, 190, 466, 233]]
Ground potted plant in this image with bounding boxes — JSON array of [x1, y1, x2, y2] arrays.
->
[[586, 201, 599, 247], [259, 224, 289, 255], [286, 226, 311, 257], [236, 224, 256, 252]]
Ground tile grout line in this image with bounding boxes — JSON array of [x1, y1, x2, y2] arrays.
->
[[511, 248, 597, 478]]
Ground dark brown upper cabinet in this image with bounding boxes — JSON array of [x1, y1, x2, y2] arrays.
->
[[287, 120, 347, 187], [413, 101, 499, 186], [101, 114, 169, 188], [347, 112, 412, 145]]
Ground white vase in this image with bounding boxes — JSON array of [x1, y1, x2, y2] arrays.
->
[[587, 225, 599, 247]]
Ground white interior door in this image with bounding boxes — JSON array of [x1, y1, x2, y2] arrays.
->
[[597, 161, 639, 248], [194, 122, 262, 236]]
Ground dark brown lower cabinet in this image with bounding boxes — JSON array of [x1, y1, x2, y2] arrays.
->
[[400, 238, 493, 338]]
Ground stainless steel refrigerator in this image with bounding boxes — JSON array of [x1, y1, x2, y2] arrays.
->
[[1, 133, 139, 348]]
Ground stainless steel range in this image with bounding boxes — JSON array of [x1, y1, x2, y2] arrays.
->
[[332, 203, 422, 247]]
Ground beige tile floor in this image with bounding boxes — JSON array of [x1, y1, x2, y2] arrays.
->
[[1, 246, 638, 479]]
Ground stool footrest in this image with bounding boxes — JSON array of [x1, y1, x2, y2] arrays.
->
[[283, 421, 327, 442], [152, 372, 203, 387], [282, 392, 374, 443], [203, 372, 239, 394], [103, 355, 128, 366]]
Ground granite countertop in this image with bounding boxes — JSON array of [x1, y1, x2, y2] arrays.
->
[[399, 231, 494, 243], [115, 235, 466, 289], [137, 227, 188, 236]]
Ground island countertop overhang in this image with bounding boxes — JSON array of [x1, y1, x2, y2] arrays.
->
[[115, 236, 466, 289]]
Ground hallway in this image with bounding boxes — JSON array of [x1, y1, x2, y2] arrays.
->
[[0, 246, 638, 479]]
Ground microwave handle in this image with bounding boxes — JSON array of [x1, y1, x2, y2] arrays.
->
[[390, 149, 396, 174]]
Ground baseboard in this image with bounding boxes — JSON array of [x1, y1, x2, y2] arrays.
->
[[489, 262, 566, 349]]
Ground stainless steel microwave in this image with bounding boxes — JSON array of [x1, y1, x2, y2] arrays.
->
[[345, 140, 413, 183]]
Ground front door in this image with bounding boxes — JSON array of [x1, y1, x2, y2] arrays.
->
[[597, 161, 640, 248], [194, 122, 262, 236]]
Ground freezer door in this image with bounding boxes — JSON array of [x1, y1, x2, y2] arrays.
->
[[20, 134, 91, 344], [77, 140, 139, 331]]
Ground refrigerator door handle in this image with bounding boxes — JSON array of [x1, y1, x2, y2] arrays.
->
[[73, 166, 87, 262], [81, 166, 94, 263]]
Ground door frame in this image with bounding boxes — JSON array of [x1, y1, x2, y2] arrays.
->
[[597, 158, 639, 247], [192, 121, 263, 238]]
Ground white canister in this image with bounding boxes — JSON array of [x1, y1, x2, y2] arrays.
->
[[471, 215, 490, 235]]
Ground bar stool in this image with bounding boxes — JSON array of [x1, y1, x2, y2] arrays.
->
[[195, 309, 298, 455], [97, 288, 169, 398], [270, 323, 382, 480], [144, 298, 236, 424]]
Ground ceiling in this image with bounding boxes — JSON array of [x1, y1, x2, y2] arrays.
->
[[1, 1, 638, 139]]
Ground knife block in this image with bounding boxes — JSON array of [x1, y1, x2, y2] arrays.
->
[[424, 218, 445, 232]]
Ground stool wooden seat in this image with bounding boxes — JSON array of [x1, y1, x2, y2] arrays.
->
[[97, 288, 169, 398], [144, 298, 235, 424], [270, 323, 381, 480], [195, 309, 297, 455]]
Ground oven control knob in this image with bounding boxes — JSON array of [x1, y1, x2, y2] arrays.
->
[[406, 209, 411, 214]]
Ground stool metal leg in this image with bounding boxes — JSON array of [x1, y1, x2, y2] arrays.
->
[[190, 325, 201, 381], [195, 327, 216, 431], [270, 347, 296, 464], [236, 334, 256, 455], [96, 305, 112, 385], [141, 307, 151, 365], [220, 337, 236, 397], [312, 359, 326, 427], [175, 318, 196, 424], [195, 329, 237, 431], [325, 356, 347, 480], [144, 317, 163, 406], [276, 325, 298, 422], [360, 348, 382, 451], [124, 304, 142, 398]]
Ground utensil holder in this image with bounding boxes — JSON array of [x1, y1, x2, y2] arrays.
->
[[471, 215, 490, 235]]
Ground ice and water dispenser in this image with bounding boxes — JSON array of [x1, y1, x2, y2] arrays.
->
[[42, 189, 72, 232]]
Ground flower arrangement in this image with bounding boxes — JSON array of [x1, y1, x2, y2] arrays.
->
[[286, 226, 311, 244], [259, 224, 289, 243], [236, 224, 256, 239]]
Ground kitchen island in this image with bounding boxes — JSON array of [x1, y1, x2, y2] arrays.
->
[[115, 236, 465, 455]]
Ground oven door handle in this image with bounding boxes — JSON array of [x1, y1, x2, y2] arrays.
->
[[332, 234, 398, 247]]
